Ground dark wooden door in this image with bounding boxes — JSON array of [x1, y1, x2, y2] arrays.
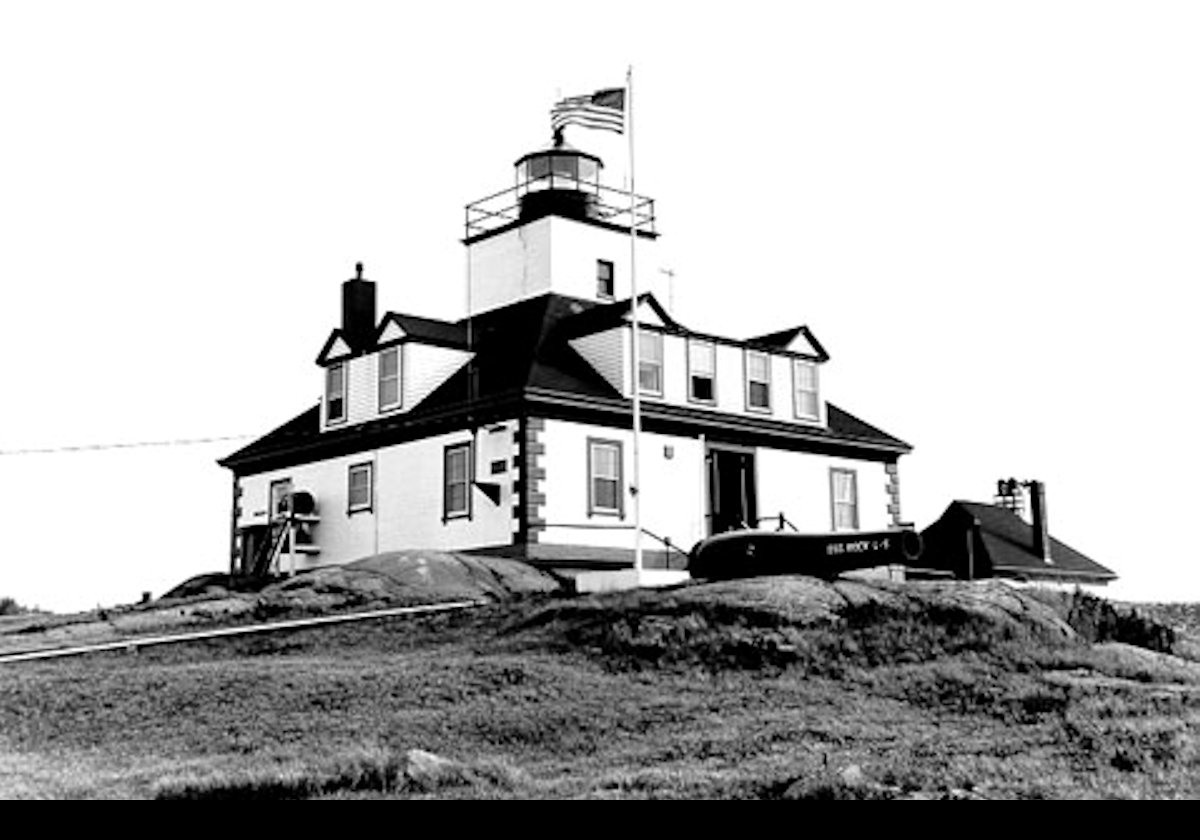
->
[[707, 447, 757, 535]]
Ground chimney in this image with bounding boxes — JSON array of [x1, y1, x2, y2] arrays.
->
[[1028, 480, 1052, 564], [341, 262, 377, 352]]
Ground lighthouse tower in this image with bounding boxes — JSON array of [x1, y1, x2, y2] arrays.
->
[[462, 130, 661, 317]]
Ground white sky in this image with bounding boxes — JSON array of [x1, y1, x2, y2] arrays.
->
[[2, 2, 1197, 611]]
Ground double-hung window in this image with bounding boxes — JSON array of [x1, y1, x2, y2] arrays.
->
[[830, 468, 858, 531], [588, 438, 624, 517], [443, 442, 472, 521], [378, 347, 401, 411], [347, 462, 373, 514], [793, 359, 819, 420], [745, 350, 771, 412], [269, 477, 293, 550], [688, 340, 716, 404], [326, 363, 346, 425], [638, 331, 663, 396], [269, 478, 293, 520], [597, 259, 614, 299]]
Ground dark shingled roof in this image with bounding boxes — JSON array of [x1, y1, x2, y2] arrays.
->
[[554, 292, 681, 338], [920, 501, 1117, 583], [221, 292, 911, 475], [380, 313, 469, 349], [746, 325, 829, 361]]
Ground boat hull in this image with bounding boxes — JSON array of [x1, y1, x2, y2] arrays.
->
[[688, 528, 923, 581]]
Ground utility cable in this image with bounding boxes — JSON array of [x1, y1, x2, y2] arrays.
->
[[0, 434, 253, 457]]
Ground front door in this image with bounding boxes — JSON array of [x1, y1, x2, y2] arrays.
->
[[706, 446, 757, 535]]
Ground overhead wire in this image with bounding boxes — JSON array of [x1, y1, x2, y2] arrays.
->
[[0, 433, 253, 457]]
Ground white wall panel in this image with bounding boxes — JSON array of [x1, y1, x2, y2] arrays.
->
[[375, 424, 516, 552], [538, 419, 706, 554], [466, 220, 552, 316], [757, 450, 891, 534], [236, 421, 520, 570]]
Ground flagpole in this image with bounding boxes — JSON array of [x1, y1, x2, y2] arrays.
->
[[627, 65, 643, 578]]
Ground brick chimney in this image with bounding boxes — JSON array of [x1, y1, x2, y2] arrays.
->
[[1028, 480, 1052, 564], [341, 262, 377, 352]]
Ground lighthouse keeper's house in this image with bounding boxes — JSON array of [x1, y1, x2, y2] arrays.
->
[[218, 135, 913, 581]]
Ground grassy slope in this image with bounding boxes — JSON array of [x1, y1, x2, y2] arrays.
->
[[3, 580, 1200, 799]]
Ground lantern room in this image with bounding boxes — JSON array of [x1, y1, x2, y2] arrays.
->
[[513, 131, 604, 223]]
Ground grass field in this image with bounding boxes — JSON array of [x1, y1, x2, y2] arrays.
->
[[3, 578, 1200, 799]]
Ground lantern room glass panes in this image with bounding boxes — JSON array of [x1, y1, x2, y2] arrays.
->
[[578, 157, 599, 183], [520, 153, 600, 194], [527, 156, 550, 181], [551, 155, 577, 180]]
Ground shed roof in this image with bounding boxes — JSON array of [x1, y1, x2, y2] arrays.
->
[[925, 501, 1117, 582]]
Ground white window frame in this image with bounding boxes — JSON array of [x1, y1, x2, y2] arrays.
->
[[269, 477, 293, 520], [830, 468, 859, 531], [637, 330, 664, 397], [378, 346, 402, 412], [326, 363, 347, 425], [587, 438, 624, 518], [793, 359, 820, 421], [745, 350, 772, 413], [687, 339, 717, 405], [597, 259, 615, 299], [347, 462, 374, 514], [443, 442, 473, 522]]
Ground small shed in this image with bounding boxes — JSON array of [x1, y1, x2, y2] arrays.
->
[[920, 484, 1116, 585]]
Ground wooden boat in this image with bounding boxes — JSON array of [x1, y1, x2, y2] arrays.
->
[[687, 528, 923, 581]]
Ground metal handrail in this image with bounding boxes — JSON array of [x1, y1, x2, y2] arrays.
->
[[464, 178, 656, 239], [756, 512, 800, 533], [638, 526, 691, 571], [539, 522, 689, 570]]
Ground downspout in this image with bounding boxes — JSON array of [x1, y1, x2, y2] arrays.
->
[[229, 475, 240, 576], [966, 516, 980, 581], [698, 433, 706, 542]]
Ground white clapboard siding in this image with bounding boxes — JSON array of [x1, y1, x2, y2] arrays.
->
[[570, 328, 625, 394], [405, 344, 473, 410]]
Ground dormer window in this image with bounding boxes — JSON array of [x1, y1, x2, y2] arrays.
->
[[378, 347, 401, 411], [746, 350, 771, 412], [793, 359, 819, 420], [597, 260, 614, 299], [688, 340, 716, 404], [326, 363, 346, 425], [638, 331, 663, 396]]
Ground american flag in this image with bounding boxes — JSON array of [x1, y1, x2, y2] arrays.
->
[[551, 87, 625, 134]]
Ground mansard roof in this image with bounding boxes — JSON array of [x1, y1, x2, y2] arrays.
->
[[221, 292, 910, 475]]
